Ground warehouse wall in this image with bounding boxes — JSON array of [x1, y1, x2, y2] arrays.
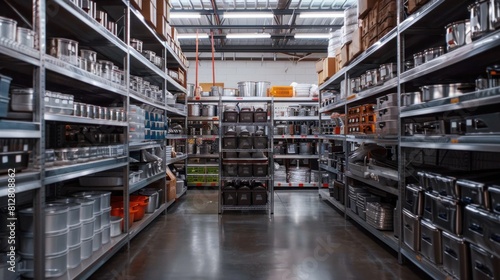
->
[[186, 60, 318, 87]]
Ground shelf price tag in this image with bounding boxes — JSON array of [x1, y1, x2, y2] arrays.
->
[[212, 117, 219, 121], [416, 255, 422, 262], [450, 98, 459, 104], [277, 183, 282, 186], [312, 98, 319, 101], [195, 96, 201, 100], [298, 183, 304, 188], [196, 183, 202, 187], [322, 183, 329, 188], [451, 139, 459, 144]]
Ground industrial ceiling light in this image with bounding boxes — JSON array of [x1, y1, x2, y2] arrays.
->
[[178, 33, 209, 39], [298, 11, 344, 18], [226, 33, 271, 39], [294, 33, 330, 39], [170, 12, 202, 19], [223, 12, 274, 18]]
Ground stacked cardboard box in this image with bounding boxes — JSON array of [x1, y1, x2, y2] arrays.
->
[[316, 57, 337, 85], [358, 0, 397, 50], [155, 0, 172, 40], [142, 0, 157, 28], [407, 0, 429, 14]]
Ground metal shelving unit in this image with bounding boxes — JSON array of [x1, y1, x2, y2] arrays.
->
[[274, 182, 319, 188], [165, 154, 188, 165], [319, 164, 340, 175], [319, 189, 345, 213], [273, 134, 320, 139], [316, 1, 500, 279], [273, 154, 319, 159], [0, 1, 189, 278], [219, 96, 274, 214]]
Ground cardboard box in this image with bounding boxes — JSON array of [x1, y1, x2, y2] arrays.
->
[[166, 1, 172, 23], [362, 35, 371, 50], [157, 0, 168, 17], [407, 0, 419, 14], [335, 48, 342, 71], [361, 18, 369, 37], [156, 16, 170, 40], [171, 26, 178, 42], [323, 57, 336, 77], [200, 82, 225, 92], [340, 43, 350, 68], [348, 27, 363, 61], [368, 25, 378, 40], [316, 59, 324, 73], [378, 1, 397, 21], [142, 0, 157, 28], [167, 179, 176, 201], [131, 0, 143, 10], [358, 0, 377, 19], [378, 15, 396, 38], [368, 2, 379, 30]]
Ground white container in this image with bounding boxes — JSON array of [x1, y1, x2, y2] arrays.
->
[[68, 223, 81, 247], [81, 237, 93, 260], [67, 243, 81, 268], [92, 228, 103, 251], [102, 225, 111, 245], [110, 216, 122, 237]]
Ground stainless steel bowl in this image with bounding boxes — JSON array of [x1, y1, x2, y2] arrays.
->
[[16, 27, 35, 48], [445, 20, 472, 51], [468, 0, 491, 40], [420, 83, 475, 102], [0, 16, 17, 42]]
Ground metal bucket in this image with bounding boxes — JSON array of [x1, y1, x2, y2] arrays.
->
[[187, 83, 195, 97], [238, 81, 256, 97], [188, 104, 201, 116], [201, 105, 216, 117], [255, 81, 271, 97]]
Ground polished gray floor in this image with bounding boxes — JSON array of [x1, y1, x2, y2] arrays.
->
[[90, 190, 430, 280]]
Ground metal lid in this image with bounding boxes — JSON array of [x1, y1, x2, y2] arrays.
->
[[11, 88, 34, 94], [19, 202, 69, 215], [445, 19, 470, 29]]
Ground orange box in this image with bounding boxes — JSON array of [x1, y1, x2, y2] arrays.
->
[[200, 82, 225, 92], [269, 86, 294, 97], [323, 57, 337, 78]]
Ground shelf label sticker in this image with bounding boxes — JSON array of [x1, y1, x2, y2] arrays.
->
[[236, 97, 243, 100], [322, 183, 329, 188], [451, 139, 459, 144], [212, 117, 219, 121], [299, 183, 304, 187], [301, 135, 306, 138], [416, 255, 422, 262], [15, 155, 21, 163], [2, 156, 7, 164], [314, 135, 319, 138], [450, 98, 459, 104], [312, 98, 319, 101], [195, 96, 200, 100], [196, 183, 202, 187], [277, 183, 282, 186]]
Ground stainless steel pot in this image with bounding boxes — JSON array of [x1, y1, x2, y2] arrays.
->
[[351, 77, 361, 93], [202, 104, 216, 117], [130, 38, 143, 52], [16, 27, 35, 48], [255, 81, 271, 97], [469, 0, 491, 40], [445, 20, 472, 51], [413, 52, 424, 67], [19, 203, 69, 233], [81, 237, 93, 260], [238, 81, 256, 97], [299, 142, 312, 155], [10, 88, 34, 112], [210, 86, 222, 96], [68, 223, 81, 247], [401, 92, 422, 107], [49, 37, 79, 66], [72, 191, 103, 213], [420, 83, 475, 102], [102, 207, 111, 228], [19, 250, 68, 278], [0, 16, 16, 41], [379, 63, 397, 81], [67, 243, 81, 269], [223, 88, 238, 96], [423, 47, 445, 63], [99, 60, 114, 81], [20, 229, 68, 256], [140, 189, 159, 212], [110, 216, 122, 237], [188, 103, 201, 116]]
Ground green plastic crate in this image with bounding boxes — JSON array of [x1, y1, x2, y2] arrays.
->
[[187, 166, 206, 174], [187, 175, 206, 183], [205, 175, 219, 183], [206, 166, 219, 174]]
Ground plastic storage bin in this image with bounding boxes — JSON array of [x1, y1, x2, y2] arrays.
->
[[253, 163, 268, 177], [252, 186, 267, 205], [223, 164, 238, 176], [237, 186, 251, 206], [238, 164, 253, 177], [223, 186, 237, 205], [420, 219, 442, 265]]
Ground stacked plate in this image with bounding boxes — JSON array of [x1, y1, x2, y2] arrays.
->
[[294, 83, 312, 97], [366, 202, 394, 230], [274, 163, 287, 182]]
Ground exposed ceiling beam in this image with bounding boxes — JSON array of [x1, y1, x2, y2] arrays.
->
[[172, 24, 342, 30], [170, 8, 345, 15], [181, 45, 327, 53]]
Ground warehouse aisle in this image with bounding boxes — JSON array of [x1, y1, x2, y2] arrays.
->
[[90, 191, 430, 280]]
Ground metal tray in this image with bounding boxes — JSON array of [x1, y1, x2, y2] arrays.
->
[[79, 172, 125, 186]]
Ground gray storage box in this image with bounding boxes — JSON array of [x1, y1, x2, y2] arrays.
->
[[442, 231, 470, 280], [403, 209, 420, 252], [432, 195, 461, 235], [470, 244, 500, 280], [404, 184, 423, 216], [463, 205, 500, 257], [423, 192, 436, 222], [223, 164, 238, 176], [420, 219, 442, 265]]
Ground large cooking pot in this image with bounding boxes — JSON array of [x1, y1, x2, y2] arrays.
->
[[201, 104, 216, 117], [469, 0, 491, 40], [49, 37, 79, 66], [0, 16, 16, 42], [401, 92, 422, 107], [188, 103, 201, 116], [420, 84, 475, 102], [223, 88, 238, 96], [445, 20, 471, 51], [238, 81, 256, 97], [19, 203, 69, 233], [255, 81, 271, 97]]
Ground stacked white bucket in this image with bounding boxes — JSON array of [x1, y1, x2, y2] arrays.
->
[[328, 30, 341, 57], [342, 6, 359, 45]]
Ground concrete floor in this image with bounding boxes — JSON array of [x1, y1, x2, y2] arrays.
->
[[90, 190, 430, 280]]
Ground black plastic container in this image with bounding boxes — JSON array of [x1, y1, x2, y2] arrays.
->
[[253, 136, 268, 149], [237, 186, 252, 206], [254, 108, 267, 122], [239, 108, 253, 122], [223, 111, 238, 122], [223, 164, 238, 176], [223, 185, 237, 205], [253, 163, 268, 177], [252, 186, 267, 205], [238, 164, 253, 177], [223, 137, 238, 149]]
